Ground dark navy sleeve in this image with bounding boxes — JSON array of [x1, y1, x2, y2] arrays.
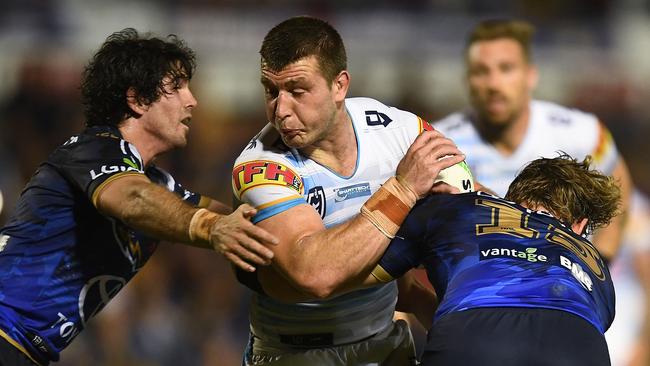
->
[[51, 131, 146, 206], [145, 165, 202, 206], [375, 197, 445, 280]]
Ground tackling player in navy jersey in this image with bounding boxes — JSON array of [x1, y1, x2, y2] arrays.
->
[[374, 154, 619, 365], [0, 29, 278, 365], [245, 154, 620, 366]]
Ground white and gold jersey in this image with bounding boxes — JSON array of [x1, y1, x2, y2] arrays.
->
[[434, 100, 620, 197], [232, 97, 428, 347]]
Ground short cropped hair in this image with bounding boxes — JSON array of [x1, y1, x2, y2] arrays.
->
[[260, 16, 347, 83], [505, 153, 621, 234], [81, 28, 196, 127], [465, 19, 535, 62]]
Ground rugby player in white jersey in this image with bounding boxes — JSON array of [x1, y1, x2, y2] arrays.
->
[[231, 16, 467, 365], [433, 19, 632, 262]]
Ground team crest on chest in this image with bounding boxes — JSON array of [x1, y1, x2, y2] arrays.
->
[[307, 186, 326, 219]]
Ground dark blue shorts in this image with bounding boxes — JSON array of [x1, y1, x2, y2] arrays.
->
[[422, 307, 610, 366], [0, 337, 39, 366]]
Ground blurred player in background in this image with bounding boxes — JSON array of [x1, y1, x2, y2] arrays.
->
[[433, 19, 632, 262], [0, 28, 277, 366], [606, 190, 650, 366], [232, 15, 467, 365]]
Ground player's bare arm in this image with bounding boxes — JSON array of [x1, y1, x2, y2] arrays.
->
[[95, 175, 279, 272], [395, 270, 438, 328], [257, 130, 464, 299]]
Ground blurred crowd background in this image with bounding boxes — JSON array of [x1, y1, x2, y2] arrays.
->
[[0, 0, 649, 365]]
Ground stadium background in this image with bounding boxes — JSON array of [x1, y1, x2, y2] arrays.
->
[[0, 0, 648, 365]]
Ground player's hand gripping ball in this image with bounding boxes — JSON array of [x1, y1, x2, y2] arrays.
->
[[434, 160, 474, 193]]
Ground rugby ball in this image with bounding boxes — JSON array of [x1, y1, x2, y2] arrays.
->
[[434, 160, 474, 193]]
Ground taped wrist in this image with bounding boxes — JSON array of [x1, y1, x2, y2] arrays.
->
[[188, 208, 220, 243], [360, 176, 417, 238]]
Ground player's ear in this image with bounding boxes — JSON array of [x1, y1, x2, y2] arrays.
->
[[126, 87, 149, 115], [571, 217, 589, 236], [332, 70, 350, 103]]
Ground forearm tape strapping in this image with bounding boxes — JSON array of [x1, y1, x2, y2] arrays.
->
[[360, 176, 417, 238], [188, 208, 220, 243]]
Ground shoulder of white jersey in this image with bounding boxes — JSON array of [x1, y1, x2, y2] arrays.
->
[[532, 99, 619, 168], [432, 111, 475, 135], [345, 97, 431, 133], [232, 125, 304, 201]]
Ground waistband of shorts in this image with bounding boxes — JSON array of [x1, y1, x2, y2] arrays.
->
[[250, 322, 393, 349]]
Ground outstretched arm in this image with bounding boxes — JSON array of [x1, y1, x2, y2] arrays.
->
[[95, 175, 279, 272]]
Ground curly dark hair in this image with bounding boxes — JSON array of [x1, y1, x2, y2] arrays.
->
[[260, 16, 347, 83], [81, 28, 196, 127], [505, 153, 621, 234]]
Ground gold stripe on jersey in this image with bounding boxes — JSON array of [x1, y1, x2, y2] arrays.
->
[[417, 116, 433, 134], [198, 195, 211, 208], [256, 195, 305, 210], [91, 172, 150, 207], [371, 265, 395, 283], [592, 122, 613, 163], [0, 329, 44, 366]]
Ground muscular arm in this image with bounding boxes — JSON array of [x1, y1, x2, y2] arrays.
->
[[256, 131, 464, 299], [592, 157, 632, 261], [257, 205, 391, 299], [96, 175, 278, 271]]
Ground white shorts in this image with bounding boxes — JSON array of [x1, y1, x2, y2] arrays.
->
[[243, 319, 418, 366]]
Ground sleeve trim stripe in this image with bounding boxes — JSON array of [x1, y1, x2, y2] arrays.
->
[[371, 265, 395, 283], [91, 172, 149, 207], [592, 122, 613, 162], [256, 195, 305, 210], [198, 196, 211, 208], [251, 198, 306, 224]]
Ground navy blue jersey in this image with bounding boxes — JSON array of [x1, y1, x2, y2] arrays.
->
[[377, 192, 615, 333], [0, 126, 200, 364]]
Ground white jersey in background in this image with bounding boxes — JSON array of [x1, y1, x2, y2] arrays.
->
[[232, 97, 429, 349], [606, 190, 650, 366], [434, 99, 620, 197]]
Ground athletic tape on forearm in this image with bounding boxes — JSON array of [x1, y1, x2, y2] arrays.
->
[[188, 208, 220, 243], [360, 176, 417, 238]]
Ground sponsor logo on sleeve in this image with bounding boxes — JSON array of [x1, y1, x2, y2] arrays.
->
[[89, 157, 143, 180], [232, 160, 303, 196]]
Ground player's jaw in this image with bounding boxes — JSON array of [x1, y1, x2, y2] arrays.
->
[[473, 89, 518, 127]]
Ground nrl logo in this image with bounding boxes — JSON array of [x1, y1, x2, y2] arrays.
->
[[307, 186, 326, 219]]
